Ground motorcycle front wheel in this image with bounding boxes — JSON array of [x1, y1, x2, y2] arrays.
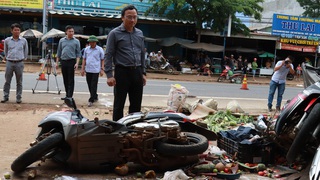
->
[[155, 132, 208, 156], [11, 132, 63, 172], [286, 103, 320, 163]]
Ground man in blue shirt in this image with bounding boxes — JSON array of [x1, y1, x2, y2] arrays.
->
[[104, 5, 146, 121], [56, 25, 81, 98], [267, 56, 295, 112], [1, 23, 28, 103], [81, 35, 104, 107]]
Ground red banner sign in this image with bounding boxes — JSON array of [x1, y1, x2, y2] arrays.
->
[[280, 43, 317, 53]]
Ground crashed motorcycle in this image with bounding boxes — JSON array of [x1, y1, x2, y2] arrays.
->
[[117, 111, 217, 141], [217, 65, 242, 83], [274, 63, 320, 164], [11, 98, 209, 173]]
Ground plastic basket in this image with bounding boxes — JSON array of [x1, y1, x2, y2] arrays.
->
[[217, 132, 274, 164]]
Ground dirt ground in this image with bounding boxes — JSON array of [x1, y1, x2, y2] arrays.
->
[[0, 103, 123, 179]]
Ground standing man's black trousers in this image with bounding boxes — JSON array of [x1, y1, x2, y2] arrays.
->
[[113, 65, 143, 121], [60, 59, 76, 98], [86, 72, 99, 102]]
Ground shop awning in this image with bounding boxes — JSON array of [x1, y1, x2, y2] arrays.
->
[[180, 43, 224, 52], [226, 47, 258, 53], [157, 37, 194, 47]]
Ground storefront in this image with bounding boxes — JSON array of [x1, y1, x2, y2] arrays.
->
[[272, 13, 320, 67], [0, 0, 194, 60]]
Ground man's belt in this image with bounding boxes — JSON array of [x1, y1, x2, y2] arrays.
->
[[116, 64, 141, 70], [7, 60, 23, 63], [61, 59, 76, 61]]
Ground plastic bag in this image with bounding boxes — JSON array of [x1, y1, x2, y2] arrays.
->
[[167, 84, 189, 112], [162, 169, 190, 180], [226, 100, 244, 113]]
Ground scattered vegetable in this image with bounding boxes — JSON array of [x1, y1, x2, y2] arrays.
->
[[193, 164, 215, 173], [145, 170, 156, 179], [114, 164, 129, 176], [258, 171, 265, 176], [3, 172, 10, 179], [215, 162, 225, 172], [136, 172, 143, 178], [203, 110, 254, 132], [256, 163, 266, 171]]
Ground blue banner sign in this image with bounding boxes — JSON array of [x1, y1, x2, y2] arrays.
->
[[272, 13, 320, 41], [53, 0, 158, 16]]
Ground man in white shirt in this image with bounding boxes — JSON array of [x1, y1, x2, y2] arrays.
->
[[267, 56, 295, 112]]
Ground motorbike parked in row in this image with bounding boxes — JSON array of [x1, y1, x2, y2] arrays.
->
[[217, 65, 243, 83], [11, 98, 209, 173], [274, 63, 320, 164]]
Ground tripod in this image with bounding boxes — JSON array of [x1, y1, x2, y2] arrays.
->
[[32, 50, 61, 94]]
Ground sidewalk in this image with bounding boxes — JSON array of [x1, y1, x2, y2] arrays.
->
[[145, 70, 304, 88]]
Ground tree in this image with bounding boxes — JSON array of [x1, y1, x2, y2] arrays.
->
[[297, 0, 320, 18], [142, 0, 264, 42]]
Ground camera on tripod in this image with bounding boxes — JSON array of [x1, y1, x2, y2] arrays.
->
[[32, 48, 61, 94]]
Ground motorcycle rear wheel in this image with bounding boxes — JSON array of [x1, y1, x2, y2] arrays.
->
[[286, 103, 320, 163], [155, 132, 208, 156], [166, 67, 174, 74], [11, 132, 63, 172]]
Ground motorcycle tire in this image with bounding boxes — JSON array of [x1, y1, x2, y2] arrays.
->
[[11, 132, 63, 172], [287, 74, 294, 81], [166, 67, 174, 74], [217, 76, 226, 82], [286, 103, 320, 163], [155, 132, 208, 156], [233, 76, 242, 84]]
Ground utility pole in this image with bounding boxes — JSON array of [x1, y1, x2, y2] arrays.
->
[[42, 0, 48, 58], [223, 15, 232, 58]]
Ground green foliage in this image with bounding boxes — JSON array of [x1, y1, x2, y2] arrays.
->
[[297, 0, 320, 18], [142, 0, 263, 37]]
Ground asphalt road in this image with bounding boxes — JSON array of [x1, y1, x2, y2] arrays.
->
[[0, 72, 304, 113]]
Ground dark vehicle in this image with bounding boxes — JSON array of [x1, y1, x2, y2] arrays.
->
[[274, 63, 320, 164], [11, 98, 208, 173]]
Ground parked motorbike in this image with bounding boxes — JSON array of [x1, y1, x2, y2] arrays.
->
[[149, 58, 175, 74], [217, 65, 242, 83], [11, 98, 209, 173], [274, 63, 320, 164]]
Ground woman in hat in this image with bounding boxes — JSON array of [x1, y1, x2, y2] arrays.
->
[[81, 35, 105, 107]]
